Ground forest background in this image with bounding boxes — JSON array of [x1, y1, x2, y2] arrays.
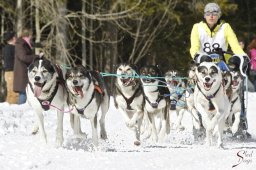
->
[[0, 0, 255, 93]]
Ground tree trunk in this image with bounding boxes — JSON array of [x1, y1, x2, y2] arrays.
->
[[56, 0, 68, 65], [16, 0, 23, 36], [35, 0, 41, 55], [82, 0, 87, 66]]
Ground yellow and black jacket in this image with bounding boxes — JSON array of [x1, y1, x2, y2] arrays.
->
[[190, 20, 245, 59]]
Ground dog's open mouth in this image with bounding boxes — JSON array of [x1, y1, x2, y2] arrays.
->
[[120, 78, 133, 86], [33, 82, 45, 97], [167, 80, 178, 86], [232, 80, 239, 88], [203, 82, 213, 90], [73, 86, 84, 97]]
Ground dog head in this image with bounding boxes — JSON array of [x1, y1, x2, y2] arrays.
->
[[188, 63, 197, 79], [116, 63, 137, 87], [165, 70, 183, 87], [28, 57, 57, 97], [196, 62, 222, 91], [230, 71, 242, 92], [65, 66, 91, 98], [139, 65, 162, 84]]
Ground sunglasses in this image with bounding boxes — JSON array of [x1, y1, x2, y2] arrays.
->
[[205, 11, 219, 16]]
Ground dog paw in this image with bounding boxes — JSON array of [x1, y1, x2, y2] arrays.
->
[[55, 136, 63, 148], [31, 124, 39, 135], [231, 125, 239, 134], [134, 140, 141, 146], [100, 130, 108, 140], [74, 132, 87, 139]]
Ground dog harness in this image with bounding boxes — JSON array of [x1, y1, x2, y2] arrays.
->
[[196, 83, 222, 111], [74, 85, 104, 115], [28, 82, 59, 111], [75, 91, 96, 114], [230, 96, 239, 112], [116, 84, 142, 110], [144, 93, 164, 109]]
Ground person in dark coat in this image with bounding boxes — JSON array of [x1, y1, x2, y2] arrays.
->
[[13, 28, 38, 104], [2, 31, 18, 104]]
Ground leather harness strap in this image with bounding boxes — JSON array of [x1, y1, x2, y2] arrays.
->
[[116, 85, 141, 110]]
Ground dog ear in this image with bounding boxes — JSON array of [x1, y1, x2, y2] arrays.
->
[[130, 64, 139, 73], [112, 64, 119, 70]]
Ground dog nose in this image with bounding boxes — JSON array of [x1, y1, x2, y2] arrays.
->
[[73, 80, 78, 85], [35, 76, 41, 81], [205, 77, 210, 82]]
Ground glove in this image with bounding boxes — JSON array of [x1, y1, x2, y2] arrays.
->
[[228, 55, 240, 71], [194, 53, 212, 64]]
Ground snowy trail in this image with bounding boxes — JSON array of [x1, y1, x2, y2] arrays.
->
[[0, 93, 256, 170]]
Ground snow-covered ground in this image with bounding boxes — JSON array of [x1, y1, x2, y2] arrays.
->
[[0, 93, 256, 170]]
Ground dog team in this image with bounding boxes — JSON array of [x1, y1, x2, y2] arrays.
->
[[26, 56, 246, 148]]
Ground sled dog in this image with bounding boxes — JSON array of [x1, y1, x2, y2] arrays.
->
[[140, 65, 170, 143], [164, 70, 187, 130], [226, 71, 242, 134], [26, 57, 67, 147], [194, 62, 230, 147], [65, 66, 109, 147], [113, 63, 144, 145]]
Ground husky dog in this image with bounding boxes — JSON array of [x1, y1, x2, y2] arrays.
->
[[65, 66, 109, 147], [194, 62, 230, 147], [222, 71, 233, 101], [226, 71, 242, 134], [164, 70, 187, 130], [140, 65, 170, 143], [27, 57, 67, 147], [113, 63, 144, 145], [185, 63, 206, 141]]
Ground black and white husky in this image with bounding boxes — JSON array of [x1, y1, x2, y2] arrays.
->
[[226, 71, 242, 134], [26, 57, 67, 147], [113, 63, 144, 145], [65, 66, 109, 147], [140, 65, 170, 143], [194, 62, 230, 147]]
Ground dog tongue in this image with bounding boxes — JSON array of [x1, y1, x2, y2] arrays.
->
[[34, 85, 42, 97], [74, 87, 84, 98]]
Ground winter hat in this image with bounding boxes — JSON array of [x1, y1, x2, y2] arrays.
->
[[204, 3, 221, 18], [3, 31, 16, 42]]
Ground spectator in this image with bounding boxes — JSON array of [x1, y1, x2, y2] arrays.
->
[[13, 28, 38, 104], [2, 31, 18, 104], [247, 37, 256, 91]]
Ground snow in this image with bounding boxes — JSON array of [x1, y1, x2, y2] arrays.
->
[[0, 93, 256, 170]]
